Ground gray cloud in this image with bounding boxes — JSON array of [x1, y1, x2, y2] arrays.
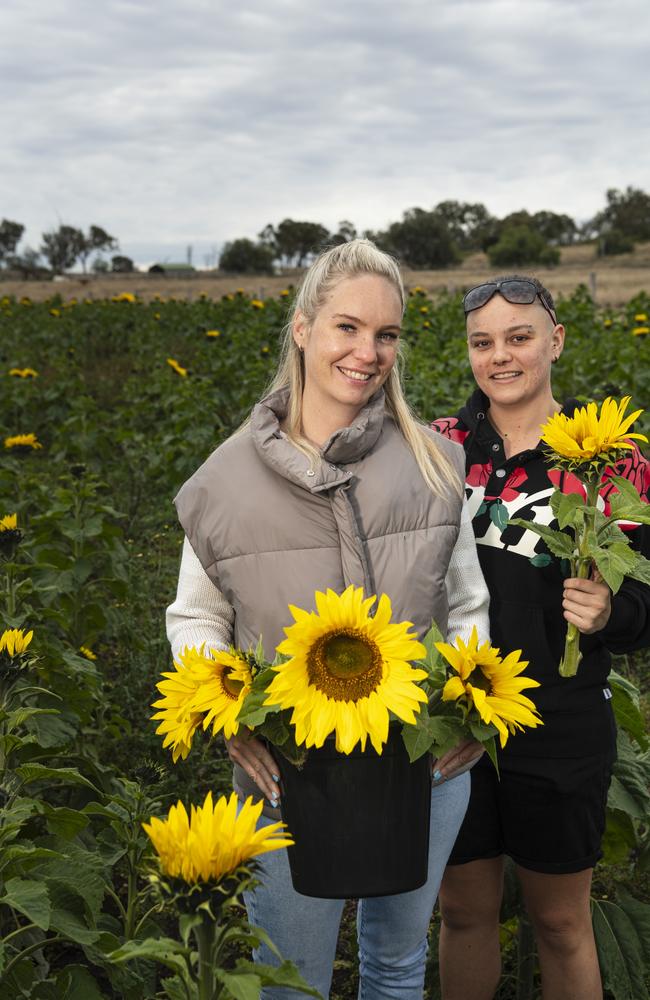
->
[[2, 0, 649, 265]]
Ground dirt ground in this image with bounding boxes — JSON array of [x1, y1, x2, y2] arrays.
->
[[2, 242, 649, 307]]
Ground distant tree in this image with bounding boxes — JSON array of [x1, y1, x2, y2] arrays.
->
[[258, 224, 277, 253], [41, 225, 85, 274], [487, 225, 560, 267], [111, 254, 135, 273], [219, 238, 275, 274], [530, 210, 577, 246], [0, 219, 25, 266], [40, 224, 117, 274], [432, 201, 496, 251], [597, 229, 635, 256], [330, 220, 358, 245], [77, 225, 118, 273], [260, 219, 330, 267], [92, 257, 109, 273], [375, 208, 460, 268], [586, 186, 650, 244], [7, 247, 46, 280]]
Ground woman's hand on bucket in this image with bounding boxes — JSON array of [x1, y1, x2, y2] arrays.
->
[[226, 731, 281, 807], [431, 739, 484, 783]]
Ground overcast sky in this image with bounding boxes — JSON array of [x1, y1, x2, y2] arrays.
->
[[3, 0, 649, 267]]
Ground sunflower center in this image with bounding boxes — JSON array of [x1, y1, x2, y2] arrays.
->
[[222, 669, 244, 699], [470, 668, 493, 695], [307, 629, 383, 701]]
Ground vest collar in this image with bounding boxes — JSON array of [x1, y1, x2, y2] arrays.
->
[[250, 386, 386, 492]]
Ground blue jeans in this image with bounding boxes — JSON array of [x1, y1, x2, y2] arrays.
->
[[244, 772, 470, 999]]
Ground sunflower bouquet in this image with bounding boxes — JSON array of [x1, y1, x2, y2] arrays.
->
[[510, 396, 650, 677], [153, 585, 542, 769]]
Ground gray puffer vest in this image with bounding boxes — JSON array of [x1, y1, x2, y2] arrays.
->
[[174, 386, 465, 810]]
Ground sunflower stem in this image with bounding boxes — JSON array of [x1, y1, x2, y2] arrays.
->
[[194, 916, 216, 1000], [558, 477, 600, 678]]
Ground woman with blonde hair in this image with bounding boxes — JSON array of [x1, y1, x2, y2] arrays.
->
[[167, 239, 489, 998]]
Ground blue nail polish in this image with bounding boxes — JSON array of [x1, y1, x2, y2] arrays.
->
[[271, 796, 278, 807], [433, 769, 442, 781], [272, 773, 280, 782]]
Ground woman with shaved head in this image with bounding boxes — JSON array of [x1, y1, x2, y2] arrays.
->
[[433, 275, 650, 1000]]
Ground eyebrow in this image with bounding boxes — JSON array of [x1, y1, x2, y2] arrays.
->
[[332, 312, 402, 331], [468, 324, 534, 339]]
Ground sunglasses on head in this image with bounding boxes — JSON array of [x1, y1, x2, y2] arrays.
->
[[463, 279, 557, 324]]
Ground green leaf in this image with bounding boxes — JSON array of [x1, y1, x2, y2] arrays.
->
[[178, 911, 203, 947], [489, 501, 509, 531], [54, 965, 107, 1000], [608, 475, 647, 508], [606, 476, 650, 524], [256, 711, 291, 748], [610, 678, 648, 751], [508, 518, 575, 559], [253, 634, 265, 664], [14, 763, 98, 791], [1, 877, 51, 928], [31, 839, 108, 924], [28, 711, 77, 749], [615, 889, 650, 966], [42, 805, 90, 839], [608, 733, 650, 820], [108, 937, 190, 976], [552, 491, 586, 529], [417, 621, 446, 686], [160, 974, 196, 1000], [48, 883, 100, 946], [602, 809, 637, 865], [592, 898, 649, 1000], [4, 707, 59, 731], [592, 542, 638, 593], [218, 959, 321, 997], [213, 970, 261, 1000], [237, 668, 279, 727], [627, 551, 650, 586], [401, 715, 464, 763]]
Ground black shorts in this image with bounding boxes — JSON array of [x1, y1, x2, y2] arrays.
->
[[446, 750, 615, 875]]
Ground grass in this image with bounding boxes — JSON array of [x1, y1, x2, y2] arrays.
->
[[1, 240, 649, 306]]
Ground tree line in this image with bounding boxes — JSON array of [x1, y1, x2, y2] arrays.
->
[[0, 223, 133, 279], [2, 186, 650, 279], [220, 186, 650, 273]]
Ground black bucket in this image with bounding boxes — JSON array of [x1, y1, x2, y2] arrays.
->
[[276, 726, 431, 899]]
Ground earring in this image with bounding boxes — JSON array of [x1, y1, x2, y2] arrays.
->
[[552, 355, 559, 364]]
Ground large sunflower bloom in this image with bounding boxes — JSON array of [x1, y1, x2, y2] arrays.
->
[[187, 646, 253, 739], [143, 791, 293, 884], [436, 627, 542, 748], [151, 647, 207, 762], [540, 396, 647, 464], [264, 586, 428, 754]]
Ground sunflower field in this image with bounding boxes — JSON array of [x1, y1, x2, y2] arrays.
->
[[0, 284, 648, 999]]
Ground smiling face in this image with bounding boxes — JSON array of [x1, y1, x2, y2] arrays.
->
[[293, 274, 402, 437], [466, 294, 565, 411]]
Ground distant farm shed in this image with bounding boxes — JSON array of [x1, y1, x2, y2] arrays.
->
[[148, 263, 197, 277]]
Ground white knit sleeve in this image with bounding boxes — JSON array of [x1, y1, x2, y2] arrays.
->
[[166, 537, 235, 660], [445, 499, 491, 645]]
